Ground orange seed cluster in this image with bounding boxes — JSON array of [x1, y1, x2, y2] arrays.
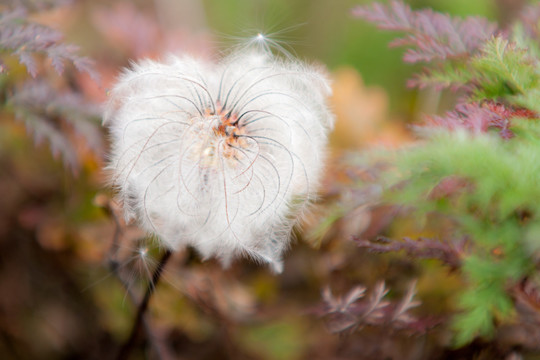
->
[[205, 106, 248, 161]]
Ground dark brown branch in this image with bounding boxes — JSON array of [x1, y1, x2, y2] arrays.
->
[[116, 249, 173, 360], [100, 197, 173, 360]]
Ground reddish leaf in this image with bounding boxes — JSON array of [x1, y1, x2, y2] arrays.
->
[[353, 1, 497, 63]]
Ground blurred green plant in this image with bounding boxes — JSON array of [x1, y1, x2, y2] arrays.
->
[[351, 0, 540, 347]]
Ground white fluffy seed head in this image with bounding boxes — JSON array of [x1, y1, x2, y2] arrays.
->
[[104, 49, 334, 273]]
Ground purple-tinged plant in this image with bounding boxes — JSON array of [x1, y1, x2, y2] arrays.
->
[[319, 281, 434, 335], [352, 1, 497, 64], [0, 7, 95, 78], [420, 102, 537, 140], [356, 236, 464, 270], [346, 0, 540, 348], [0, 3, 101, 171], [8, 80, 103, 170]]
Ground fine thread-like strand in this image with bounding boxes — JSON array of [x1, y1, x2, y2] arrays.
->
[[116, 249, 173, 360]]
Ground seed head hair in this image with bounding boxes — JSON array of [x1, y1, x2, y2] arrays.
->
[[104, 45, 334, 273]]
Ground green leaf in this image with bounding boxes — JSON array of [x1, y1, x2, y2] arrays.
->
[[472, 36, 539, 99], [453, 304, 494, 346], [412, 61, 475, 89]]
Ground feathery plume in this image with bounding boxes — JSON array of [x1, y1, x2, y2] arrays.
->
[[104, 49, 334, 272]]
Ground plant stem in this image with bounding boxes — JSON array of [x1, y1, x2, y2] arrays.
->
[[116, 249, 173, 360]]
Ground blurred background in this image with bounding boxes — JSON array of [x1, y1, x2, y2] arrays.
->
[[0, 0, 530, 359]]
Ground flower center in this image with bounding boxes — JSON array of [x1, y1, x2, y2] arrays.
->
[[195, 105, 249, 168]]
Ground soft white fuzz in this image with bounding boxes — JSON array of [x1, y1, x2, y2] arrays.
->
[[104, 49, 334, 273]]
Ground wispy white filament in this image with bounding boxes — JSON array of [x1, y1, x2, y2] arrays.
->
[[104, 49, 334, 272]]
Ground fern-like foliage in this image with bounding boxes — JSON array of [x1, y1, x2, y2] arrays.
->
[[419, 101, 536, 139], [354, 0, 540, 102], [472, 37, 539, 99], [8, 80, 102, 170], [391, 123, 540, 345], [0, 2, 101, 171], [351, 0, 540, 347], [318, 281, 434, 334], [0, 7, 95, 77], [352, 0, 497, 63], [402, 35, 540, 101]]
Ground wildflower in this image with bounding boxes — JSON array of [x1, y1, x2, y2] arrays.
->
[[104, 49, 334, 273]]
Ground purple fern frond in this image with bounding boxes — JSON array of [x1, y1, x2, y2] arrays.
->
[[320, 281, 436, 334], [10, 80, 103, 171], [356, 236, 464, 269], [352, 1, 497, 63], [0, 7, 97, 79], [421, 102, 537, 139]]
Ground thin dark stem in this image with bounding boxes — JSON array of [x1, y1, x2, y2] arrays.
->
[[116, 249, 173, 360]]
